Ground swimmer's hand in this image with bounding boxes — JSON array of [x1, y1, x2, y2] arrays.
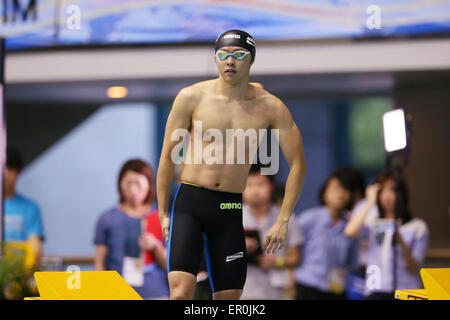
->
[[263, 220, 288, 254], [160, 216, 171, 243]]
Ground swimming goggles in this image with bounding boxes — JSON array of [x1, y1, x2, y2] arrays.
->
[[216, 50, 250, 61]]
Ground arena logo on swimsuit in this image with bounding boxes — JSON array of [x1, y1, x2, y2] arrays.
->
[[220, 202, 242, 210], [170, 120, 279, 175]]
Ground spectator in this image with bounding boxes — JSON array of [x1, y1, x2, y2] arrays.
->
[[241, 165, 303, 300], [3, 145, 45, 267], [344, 169, 429, 300], [93, 159, 169, 299], [333, 167, 368, 299], [139, 208, 169, 299], [271, 183, 285, 208], [294, 169, 359, 300], [335, 167, 366, 211]]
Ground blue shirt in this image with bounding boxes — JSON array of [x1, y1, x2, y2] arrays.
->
[[4, 194, 45, 242], [294, 206, 359, 292], [93, 207, 169, 299]]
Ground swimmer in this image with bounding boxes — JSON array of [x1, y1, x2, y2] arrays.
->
[[157, 29, 307, 300]]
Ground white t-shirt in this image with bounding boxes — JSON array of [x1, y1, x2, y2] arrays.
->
[[365, 216, 429, 294], [241, 204, 304, 300]]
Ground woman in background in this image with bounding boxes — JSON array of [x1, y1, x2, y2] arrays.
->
[[344, 169, 429, 300], [93, 159, 169, 299]]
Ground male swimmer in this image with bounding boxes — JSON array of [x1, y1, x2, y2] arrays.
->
[[157, 29, 307, 300]]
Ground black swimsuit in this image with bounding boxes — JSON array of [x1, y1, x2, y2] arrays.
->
[[167, 182, 247, 292]]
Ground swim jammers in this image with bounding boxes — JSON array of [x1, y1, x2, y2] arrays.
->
[[167, 182, 247, 292]]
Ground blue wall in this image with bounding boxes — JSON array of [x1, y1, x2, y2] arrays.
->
[[16, 103, 158, 257]]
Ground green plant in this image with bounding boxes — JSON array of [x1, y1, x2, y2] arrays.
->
[[0, 246, 37, 300]]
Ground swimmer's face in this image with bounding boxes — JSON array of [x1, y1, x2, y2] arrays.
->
[[119, 170, 151, 206], [215, 46, 253, 84]]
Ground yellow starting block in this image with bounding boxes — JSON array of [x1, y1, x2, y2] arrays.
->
[[25, 271, 143, 300], [395, 268, 450, 300]]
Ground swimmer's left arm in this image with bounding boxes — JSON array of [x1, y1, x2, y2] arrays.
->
[[264, 98, 307, 254]]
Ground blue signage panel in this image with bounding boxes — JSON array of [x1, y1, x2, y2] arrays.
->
[[1, 0, 450, 50]]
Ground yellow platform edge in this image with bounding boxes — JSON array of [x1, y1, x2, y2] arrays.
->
[[395, 289, 428, 300], [25, 270, 143, 300], [395, 268, 450, 300]]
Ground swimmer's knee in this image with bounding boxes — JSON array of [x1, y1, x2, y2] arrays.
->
[[170, 287, 194, 300], [213, 289, 242, 300], [168, 271, 197, 300]]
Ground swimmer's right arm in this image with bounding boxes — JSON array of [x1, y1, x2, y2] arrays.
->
[[157, 87, 196, 242]]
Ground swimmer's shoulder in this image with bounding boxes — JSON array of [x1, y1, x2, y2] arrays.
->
[[252, 86, 293, 126], [251, 85, 286, 113], [251, 83, 272, 101], [177, 80, 215, 102], [173, 81, 209, 112]]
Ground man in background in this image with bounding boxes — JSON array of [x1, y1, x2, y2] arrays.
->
[[241, 165, 303, 299], [3, 145, 45, 266]]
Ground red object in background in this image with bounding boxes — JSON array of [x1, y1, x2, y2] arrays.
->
[[144, 209, 164, 266]]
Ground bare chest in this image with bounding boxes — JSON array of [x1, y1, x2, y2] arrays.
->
[[191, 97, 271, 134]]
